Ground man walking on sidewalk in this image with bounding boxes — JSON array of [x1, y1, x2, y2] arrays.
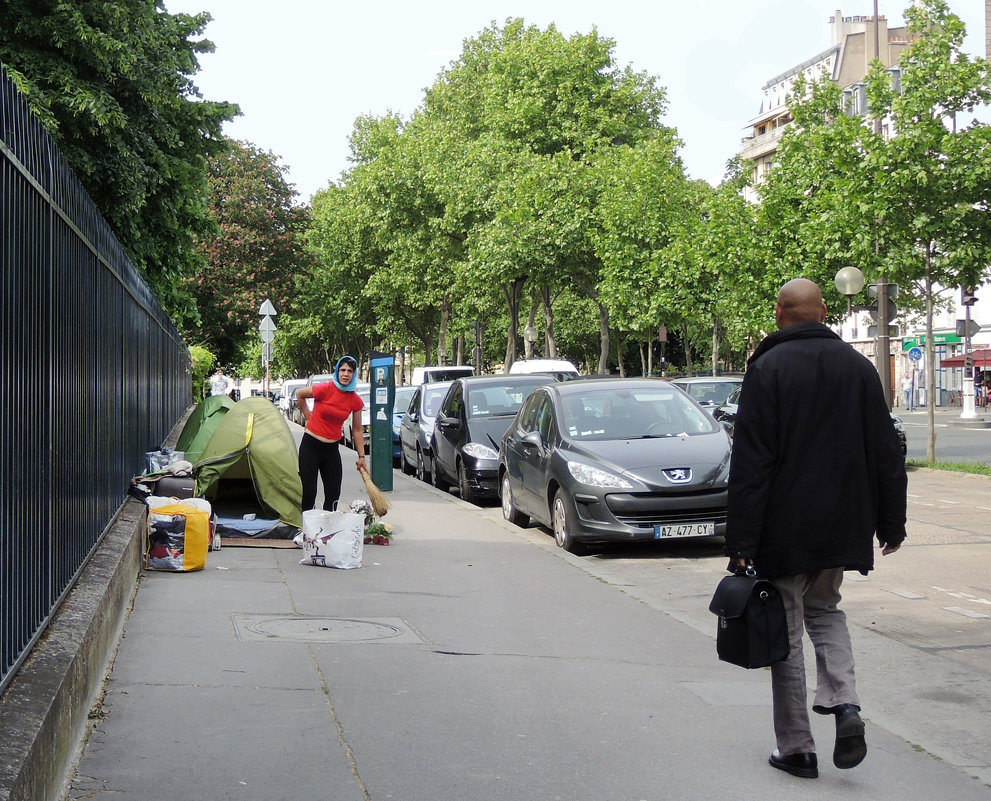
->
[[724, 278, 907, 780]]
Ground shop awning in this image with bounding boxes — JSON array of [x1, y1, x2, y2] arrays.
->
[[940, 349, 991, 368]]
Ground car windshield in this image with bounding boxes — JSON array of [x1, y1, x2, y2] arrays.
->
[[467, 380, 549, 418], [679, 381, 742, 406], [562, 387, 719, 440]]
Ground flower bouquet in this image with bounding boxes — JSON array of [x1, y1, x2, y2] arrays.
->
[[365, 522, 393, 545], [349, 498, 376, 528]]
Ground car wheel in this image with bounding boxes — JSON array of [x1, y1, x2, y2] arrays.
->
[[431, 455, 451, 492], [416, 448, 430, 483], [501, 473, 529, 527], [458, 461, 479, 505], [552, 489, 587, 555]]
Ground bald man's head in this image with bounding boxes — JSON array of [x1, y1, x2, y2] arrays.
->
[[775, 279, 827, 329]]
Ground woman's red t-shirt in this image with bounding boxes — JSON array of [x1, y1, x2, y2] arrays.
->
[[306, 382, 364, 441]]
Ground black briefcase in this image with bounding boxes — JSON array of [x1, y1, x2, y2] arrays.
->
[[709, 572, 789, 669]]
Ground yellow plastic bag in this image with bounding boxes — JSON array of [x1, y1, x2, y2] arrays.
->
[[145, 502, 210, 572]]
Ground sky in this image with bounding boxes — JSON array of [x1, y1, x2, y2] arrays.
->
[[164, 0, 989, 203]]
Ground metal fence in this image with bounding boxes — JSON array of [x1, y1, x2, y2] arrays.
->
[[0, 65, 191, 693]]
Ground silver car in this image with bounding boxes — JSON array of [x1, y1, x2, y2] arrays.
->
[[669, 375, 744, 410], [399, 381, 453, 483], [498, 378, 731, 554]]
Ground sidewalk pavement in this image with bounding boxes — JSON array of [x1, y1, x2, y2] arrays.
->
[[66, 463, 991, 801]]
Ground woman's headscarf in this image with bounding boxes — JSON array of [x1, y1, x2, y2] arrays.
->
[[333, 355, 359, 392]]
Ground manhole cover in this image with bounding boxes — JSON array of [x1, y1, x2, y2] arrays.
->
[[231, 615, 425, 644]]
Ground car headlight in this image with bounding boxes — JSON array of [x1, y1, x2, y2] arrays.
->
[[567, 460, 634, 489], [462, 442, 500, 460]]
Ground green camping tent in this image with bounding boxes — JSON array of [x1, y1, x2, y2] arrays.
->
[[176, 394, 236, 465], [194, 396, 303, 528]]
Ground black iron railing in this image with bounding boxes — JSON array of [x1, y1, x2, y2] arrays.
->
[[0, 64, 191, 693]]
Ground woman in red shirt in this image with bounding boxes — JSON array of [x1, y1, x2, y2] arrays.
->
[[295, 356, 366, 511]]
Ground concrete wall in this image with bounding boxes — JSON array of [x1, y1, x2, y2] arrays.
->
[[0, 499, 146, 801]]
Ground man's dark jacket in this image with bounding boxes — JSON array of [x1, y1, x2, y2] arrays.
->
[[725, 322, 907, 577]]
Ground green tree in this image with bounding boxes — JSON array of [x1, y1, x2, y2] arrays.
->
[[418, 19, 671, 371], [0, 0, 238, 319], [758, 0, 991, 458], [184, 139, 312, 367]]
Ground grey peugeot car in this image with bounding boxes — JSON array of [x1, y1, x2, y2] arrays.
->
[[498, 378, 731, 554]]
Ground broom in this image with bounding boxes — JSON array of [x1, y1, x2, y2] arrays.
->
[[357, 463, 390, 517]]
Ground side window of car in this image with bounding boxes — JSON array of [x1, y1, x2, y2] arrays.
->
[[536, 397, 554, 441], [517, 392, 542, 434], [407, 389, 420, 416], [445, 383, 464, 418]]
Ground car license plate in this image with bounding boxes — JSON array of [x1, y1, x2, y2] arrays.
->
[[654, 522, 715, 539]]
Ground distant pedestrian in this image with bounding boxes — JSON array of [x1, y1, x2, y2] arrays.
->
[[724, 278, 907, 780], [901, 373, 914, 411], [210, 367, 229, 397], [295, 356, 366, 511]]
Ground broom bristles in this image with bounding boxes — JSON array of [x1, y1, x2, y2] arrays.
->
[[358, 464, 390, 517]]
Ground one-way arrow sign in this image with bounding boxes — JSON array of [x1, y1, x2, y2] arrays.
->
[[955, 319, 981, 338]]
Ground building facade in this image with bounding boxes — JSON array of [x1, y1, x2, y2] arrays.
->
[[740, 11, 913, 203], [741, 9, 990, 409]]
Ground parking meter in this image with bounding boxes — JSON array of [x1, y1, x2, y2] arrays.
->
[[369, 353, 395, 490]]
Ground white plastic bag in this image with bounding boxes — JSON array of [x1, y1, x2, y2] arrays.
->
[[296, 511, 364, 569]]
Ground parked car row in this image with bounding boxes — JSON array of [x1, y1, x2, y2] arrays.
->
[[286, 367, 908, 557], [395, 372, 733, 555]]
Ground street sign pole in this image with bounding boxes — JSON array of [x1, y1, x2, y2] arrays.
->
[[259, 300, 277, 399], [961, 300, 978, 420], [876, 277, 892, 409]]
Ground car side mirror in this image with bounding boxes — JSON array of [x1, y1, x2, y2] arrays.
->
[[522, 431, 542, 448]]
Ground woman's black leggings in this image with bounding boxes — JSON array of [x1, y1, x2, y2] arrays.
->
[[299, 433, 343, 511]]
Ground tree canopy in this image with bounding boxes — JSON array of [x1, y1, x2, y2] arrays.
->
[[0, 0, 238, 320]]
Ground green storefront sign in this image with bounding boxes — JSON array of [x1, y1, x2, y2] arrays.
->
[[901, 334, 962, 350]]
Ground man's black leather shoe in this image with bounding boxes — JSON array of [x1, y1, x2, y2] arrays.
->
[[769, 750, 818, 779], [833, 704, 867, 769]]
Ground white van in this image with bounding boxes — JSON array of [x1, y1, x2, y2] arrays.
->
[[411, 365, 475, 385], [508, 358, 580, 381]]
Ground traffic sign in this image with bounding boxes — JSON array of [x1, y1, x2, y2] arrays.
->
[[868, 297, 897, 323], [867, 283, 899, 299], [908, 347, 922, 362], [868, 325, 899, 338], [259, 299, 277, 316], [955, 319, 982, 338]]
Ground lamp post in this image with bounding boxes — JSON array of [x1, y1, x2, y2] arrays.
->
[[523, 325, 538, 359], [834, 266, 866, 316], [834, 266, 893, 409]]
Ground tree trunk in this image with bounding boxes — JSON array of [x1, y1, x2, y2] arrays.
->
[[503, 277, 525, 372], [541, 285, 558, 357], [524, 289, 539, 359], [711, 318, 720, 376], [683, 322, 694, 376], [597, 303, 610, 374], [924, 249, 937, 462], [615, 331, 626, 377], [639, 341, 648, 376], [438, 300, 450, 364]]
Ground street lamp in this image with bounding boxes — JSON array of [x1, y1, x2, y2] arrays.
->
[[834, 266, 865, 316], [523, 325, 538, 358]]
